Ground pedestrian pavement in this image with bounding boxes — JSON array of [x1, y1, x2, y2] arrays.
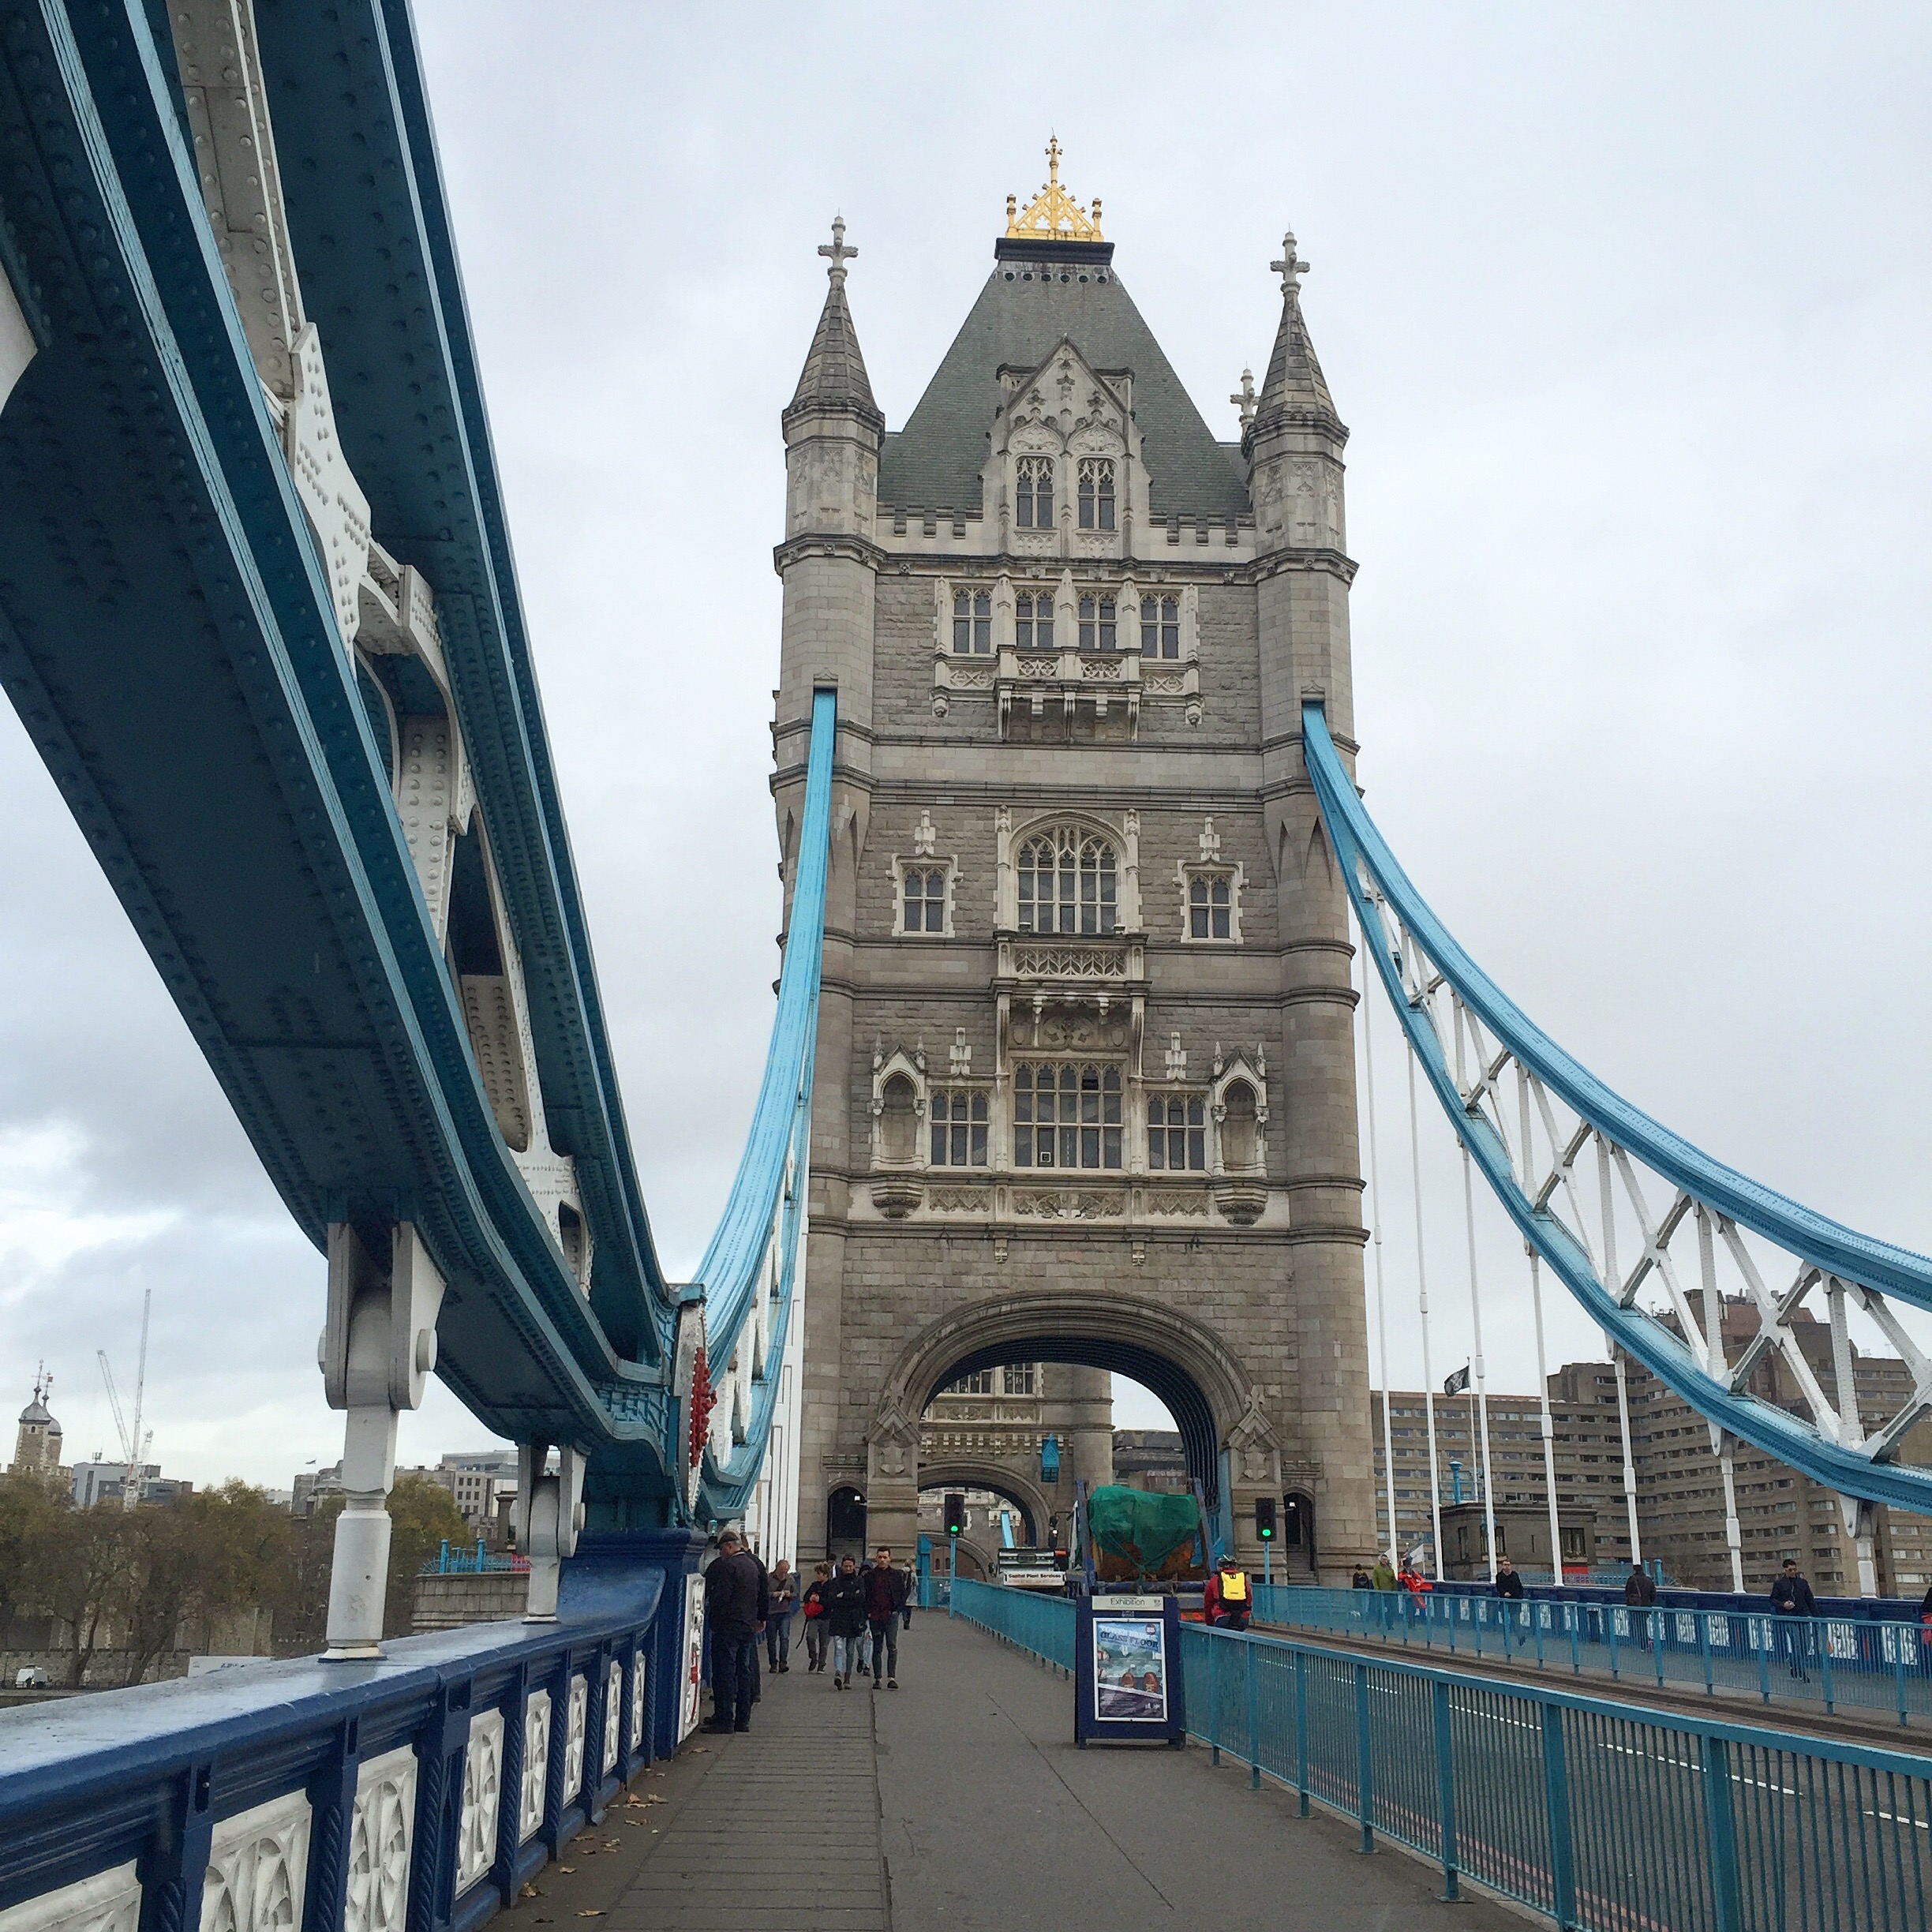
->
[[495, 1612, 1523, 1932]]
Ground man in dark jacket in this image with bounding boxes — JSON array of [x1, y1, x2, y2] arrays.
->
[[1769, 1559, 1817, 1679], [863, 1544, 911, 1687], [1624, 1561, 1658, 1649], [702, 1530, 766, 1732], [826, 1553, 868, 1687], [1493, 1555, 1526, 1647]]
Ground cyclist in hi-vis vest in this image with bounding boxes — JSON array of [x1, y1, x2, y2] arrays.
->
[[1204, 1556, 1252, 1631]]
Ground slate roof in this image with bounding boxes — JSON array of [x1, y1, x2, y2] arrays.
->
[[1253, 277, 1345, 443], [878, 245, 1251, 522], [786, 274, 883, 431]]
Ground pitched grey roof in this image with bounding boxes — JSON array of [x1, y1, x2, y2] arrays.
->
[[786, 275, 882, 431], [878, 251, 1251, 521], [1253, 280, 1345, 443]]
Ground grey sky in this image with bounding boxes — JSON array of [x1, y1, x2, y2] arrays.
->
[[2, 5, 1927, 1481]]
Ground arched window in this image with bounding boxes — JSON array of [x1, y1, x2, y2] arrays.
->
[[1014, 1062, 1122, 1170], [952, 586, 992, 653], [879, 1073, 919, 1164], [1017, 827, 1116, 935], [1140, 593, 1180, 658], [1078, 594, 1117, 651], [1219, 1080, 1260, 1171], [1015, 591, 1054, 651], [1016, 456, 1054, 529], [1077, 459, 1115, 530], [1190, 873, 1231, 938]]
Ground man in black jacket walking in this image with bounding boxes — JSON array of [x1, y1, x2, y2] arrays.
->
[[703, 1530, 767, 1732], [1769, 1559, 1818, 1680]]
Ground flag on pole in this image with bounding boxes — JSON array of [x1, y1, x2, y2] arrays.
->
[[1443, 1365, 1471, 1398]]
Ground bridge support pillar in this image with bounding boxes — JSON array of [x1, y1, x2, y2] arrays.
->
[[519, 1443, 588, 1619], [320, 1222, 446, 1657]]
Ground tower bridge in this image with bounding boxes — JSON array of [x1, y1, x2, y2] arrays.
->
[[1, 9, 1929, 1931]]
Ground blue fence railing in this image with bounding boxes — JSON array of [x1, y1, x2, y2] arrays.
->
[[427, 1537, 531, 1575], [949, 1578, 1074, 1670], [0, 1538, 695, 1932], [949, 1582, 1932, 1931], [1257, 1584, 1932, 1727]]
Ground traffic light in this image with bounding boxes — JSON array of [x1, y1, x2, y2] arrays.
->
[[943, 1492, 966, 1537], [1255, 1496, 1277, 1541]]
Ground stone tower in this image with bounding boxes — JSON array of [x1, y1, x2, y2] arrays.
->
[[12, 1365, 62, 1478], [772, 151, 1375, 1578]]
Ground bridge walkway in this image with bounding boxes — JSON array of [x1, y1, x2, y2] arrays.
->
[[504, 1612, 1520, 1932]]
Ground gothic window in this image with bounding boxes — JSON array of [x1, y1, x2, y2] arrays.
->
[[1003, 1364, 1037, 1396], [900, 866, 949, 934], [1190, 872, 1232, 939], [1078, 594, 1117, 651], [1013, 1062, 1122, 1170], [1017, 827, 1116, 935], [1016, 456, 1054, 529], [1219, 1079, 1261, 1171], [1148, 1095, 1207, 1171], [1015, 591, 1054, 651], [878, 1074, 919, 1164], [1140, 593, 1180, 658], [930, 1089, 988, 1166], [952, 587, 992, 653], [1077, 459, 1115, 530], [946, 1370, 996, 1395]]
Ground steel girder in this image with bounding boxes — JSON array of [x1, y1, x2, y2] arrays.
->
[[1303, 702, 1932, 1515]]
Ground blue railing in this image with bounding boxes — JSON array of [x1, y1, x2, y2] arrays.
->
[[427, 1539, 530, 1576], [1258, 1584, 1932, 1727], [949, 1583, 1932, 1930], [949, 1578, 1076, 1671]]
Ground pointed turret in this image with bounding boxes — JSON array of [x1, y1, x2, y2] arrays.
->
[[784, 217, 883, 433], [1250, 230, 1344, 445]]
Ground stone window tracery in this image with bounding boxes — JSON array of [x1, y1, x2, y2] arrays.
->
[[1016, 456, 1054, 529], [1077, 459, 1115, 530], [1017, 827, 1117, 936], [952, 586, 993, 653], [930, 1089, 989, 1166], [1014, 590, 1054, 650], [1140, 593, 1181, 658], [1013, 1062, 1123, 1170], [901, 866, 949, 934], [1192, 873, 1231, 938], [1148, 1094, 1208, 1171], [1077, 594, 1117, 651]]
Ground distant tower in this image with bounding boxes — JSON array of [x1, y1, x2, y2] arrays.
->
[[12, 1365, 62, 1477]]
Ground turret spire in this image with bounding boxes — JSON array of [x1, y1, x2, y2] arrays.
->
[[1252, 227, 1343, 443], [786, 215, 882, 430]]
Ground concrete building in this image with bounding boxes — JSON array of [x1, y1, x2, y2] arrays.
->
[[780, 151, 1375, 1574]]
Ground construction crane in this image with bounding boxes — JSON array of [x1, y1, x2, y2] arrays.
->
[[97, 1287, 152, 1511]]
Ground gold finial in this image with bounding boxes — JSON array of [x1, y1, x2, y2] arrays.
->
[[1005, 137, 1104, 243]]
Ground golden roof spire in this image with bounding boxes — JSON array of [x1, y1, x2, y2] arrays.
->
[[1005, 137, 1104, 244]]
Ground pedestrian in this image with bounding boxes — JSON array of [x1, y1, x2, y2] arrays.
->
[[1397, 1563, 1431, 1598], [1769, 1558, 1817, 1680], [766, 1557, 798, 1674], [1371, 1556, 1397, 1592], [900, 1559, 917, 1627], [825, 1553, 867, 1688], [1351, 1564, 1372, 1589], [1493, 1553, 1525, 1648], [800, 1561, 833, 1672], [1624, 1560, 1657, 1650], [701, 1529, 765, 1734], [864, 1544, 910, 1687], [746, 1541, 769, 1703], [1204, 1552, 1252, 1631]]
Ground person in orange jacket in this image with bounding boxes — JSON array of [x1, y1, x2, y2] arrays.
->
[[1203, 1554, 1252, 1631]]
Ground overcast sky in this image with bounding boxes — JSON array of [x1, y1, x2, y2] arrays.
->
[[2, 5, 1928, 1485]]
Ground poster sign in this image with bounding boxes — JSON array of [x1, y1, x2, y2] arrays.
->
[[1074, 1593, 1185, 1746], [678, 1572, 706, 1742]]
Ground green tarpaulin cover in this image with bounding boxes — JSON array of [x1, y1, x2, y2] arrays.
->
[[1086, 1485, 1200, 1575]]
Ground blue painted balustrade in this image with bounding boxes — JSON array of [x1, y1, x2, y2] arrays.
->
[[0, 1533, 699, 1932]]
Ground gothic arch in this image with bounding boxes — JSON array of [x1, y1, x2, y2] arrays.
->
[[918, 1460, 1054, 1548]]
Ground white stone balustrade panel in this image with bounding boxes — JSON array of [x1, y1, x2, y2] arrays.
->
[[601, 1659, 622, 1776], [345, 1746, 415, 1932], [519, 1688, 551, 1844], [456, 1708, 505, 1896], [200, 1791, 313, 1932], [562, 1672, 588, 1803], [0, 1862, 140, 1932], [629, 1648, 646, 1755]]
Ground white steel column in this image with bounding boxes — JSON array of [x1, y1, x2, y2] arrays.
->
[[1406, 1041, 1445, 1580], [1360, 936, 1400, 1569], [1516, 1067, 1565, 1584], [1451, 1014, 1499, 1582], [1596, 1136, 1643, 1567], [1695, 1204, 1746, 1593]]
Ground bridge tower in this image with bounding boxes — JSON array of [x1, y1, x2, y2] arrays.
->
[[773, 154, 1376, 1576]]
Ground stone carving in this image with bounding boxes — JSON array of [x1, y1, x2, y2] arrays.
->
[[1012, 945, 1126, 980], [204, 1788, 313, 1932], [346, 1746, 416, 1932], [519, 1688, 550, 1844], [1, 1863, 141, 1932], [455, 1709, 503, 1895], [1010, 1189, 1123, 1220], [913, 811, 937, 856], [562, 1673, 588, 1803], [1198, 818, 1222, 863], [927, 1187, 991, 1212], [1145, 1189, 1211, 1218]]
